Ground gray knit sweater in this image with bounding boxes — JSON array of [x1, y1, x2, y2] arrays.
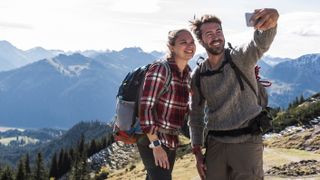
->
[[189, 27, 277, 145]]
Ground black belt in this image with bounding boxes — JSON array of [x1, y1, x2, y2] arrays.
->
[[208, 114, 262, 137]]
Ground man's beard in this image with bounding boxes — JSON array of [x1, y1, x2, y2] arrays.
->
[[204, 41, 225, 55]]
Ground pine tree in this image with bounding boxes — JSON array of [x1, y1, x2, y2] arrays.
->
[[57, 148, 65, 177], [78, 133, 85, 155], [69, 148, 75, 162], [62, 150, 71, 176], [69, 156, 89, 180], [69, 135, 90, 180], [49, 153, 58, 179], [88, 139, 97, 156], [24, 153, 32, 180], [299, 94, 305, 104], [69, 151, 81, 180], [16, 158, 26, 180], [33, 152, 48, 180], [294, 96, 299, 107], [0, 166, 14, 180]]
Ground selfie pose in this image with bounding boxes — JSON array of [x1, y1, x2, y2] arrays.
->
[[138, 29, 195, 180], [188, 8, 279, 180]]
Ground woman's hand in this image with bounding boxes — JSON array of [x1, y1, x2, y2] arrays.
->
[[152, 146, 170, 169]]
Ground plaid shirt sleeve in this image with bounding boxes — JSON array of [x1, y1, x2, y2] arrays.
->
[[139, 63, 167, 135]]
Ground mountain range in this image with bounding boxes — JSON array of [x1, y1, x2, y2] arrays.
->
[[0, 40, 319, 128]]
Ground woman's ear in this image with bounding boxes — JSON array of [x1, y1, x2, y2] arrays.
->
[[167, 44, 174, 52]]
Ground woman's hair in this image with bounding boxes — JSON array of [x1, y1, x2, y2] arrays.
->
[[190, 15, 222, 42], [166, 29, 190, 59]]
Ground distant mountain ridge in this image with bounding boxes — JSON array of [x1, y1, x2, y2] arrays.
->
[[265, 54, 320, 107], [0, 40, 62, 71], [0, 46, 159, 128], [0, 40, 319, 128]]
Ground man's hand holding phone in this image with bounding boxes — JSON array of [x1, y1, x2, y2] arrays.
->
[[245, 8, 279, 30]]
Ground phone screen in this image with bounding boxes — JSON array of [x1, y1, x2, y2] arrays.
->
[[245, 13, 254, 27]]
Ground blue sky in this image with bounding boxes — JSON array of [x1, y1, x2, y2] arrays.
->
[[1, 0, 319, 58]]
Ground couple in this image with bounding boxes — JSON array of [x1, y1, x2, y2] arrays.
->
[[137, 8, 279, 180]]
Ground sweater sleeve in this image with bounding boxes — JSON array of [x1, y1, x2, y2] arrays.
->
[[188, 67, 206, 146], [235, 26, 277, 68], [139, 63, 167, 135]]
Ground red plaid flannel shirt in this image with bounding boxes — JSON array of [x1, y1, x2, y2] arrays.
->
[[139, 60, 191, 149]]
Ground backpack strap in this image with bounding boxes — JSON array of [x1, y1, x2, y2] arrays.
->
[[225, 48, 259, 98], [194, 66, 205, 105], [156, 60, 172, 97], [194, 56, 206, 105]]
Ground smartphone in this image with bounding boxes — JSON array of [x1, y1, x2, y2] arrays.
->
[[245, 12, 254, 27]]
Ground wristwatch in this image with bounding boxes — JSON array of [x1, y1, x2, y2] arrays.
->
[[149, 139, 161, 149]]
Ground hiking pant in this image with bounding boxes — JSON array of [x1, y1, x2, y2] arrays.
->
[[205, 135, 264, 180], [137, 135, 176, 180]]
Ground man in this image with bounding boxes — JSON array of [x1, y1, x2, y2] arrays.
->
[[188, 8, 279, 180]]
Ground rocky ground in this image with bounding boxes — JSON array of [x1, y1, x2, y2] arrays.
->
[[266, 160, 320, 177], [89, 121, 320, 179], [264, 124, 320, 153], [88, 142, 140, 172]]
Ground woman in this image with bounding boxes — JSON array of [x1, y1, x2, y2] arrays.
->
[[138, 29, 196, 180]]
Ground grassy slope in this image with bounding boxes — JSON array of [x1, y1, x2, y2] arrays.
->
[[107, 147, 320, 180]]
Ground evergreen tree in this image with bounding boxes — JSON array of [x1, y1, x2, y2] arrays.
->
[[49, 153, 58, 179], [69, 151, 81, 180], [299, 94, 305, 104], [57, 148, 65, 177], [88, 139, 97, 156], [78, 133, 85, 155], [69, 148, 75, 162], [62, 150, 72, 176], [16, 158, 26, 180], [69, 135, 90, 180], [24, 153, 32, 180], [69, 156, 89, 180], [33, 152, 48, 180], [102, 136, 108, 149], [293, 96, 299, 107], [0, 166, 14, 180]]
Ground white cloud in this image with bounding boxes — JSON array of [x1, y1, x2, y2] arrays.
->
[[281, 12, 320, 37], [0, 0, 319, 58], [0, 22, 33, 30], [109, 0, 160, 13]]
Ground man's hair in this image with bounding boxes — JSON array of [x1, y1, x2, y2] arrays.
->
[[190, 15, 222, 42]]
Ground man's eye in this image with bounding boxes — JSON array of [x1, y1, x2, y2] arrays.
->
[[206, 33, 213, 37]]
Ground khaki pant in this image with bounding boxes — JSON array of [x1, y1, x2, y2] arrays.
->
[[205, 136, 264, 180]]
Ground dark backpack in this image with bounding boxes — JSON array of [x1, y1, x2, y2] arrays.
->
[[195, 45, 273, 134], [113, 60, 172, 144]]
